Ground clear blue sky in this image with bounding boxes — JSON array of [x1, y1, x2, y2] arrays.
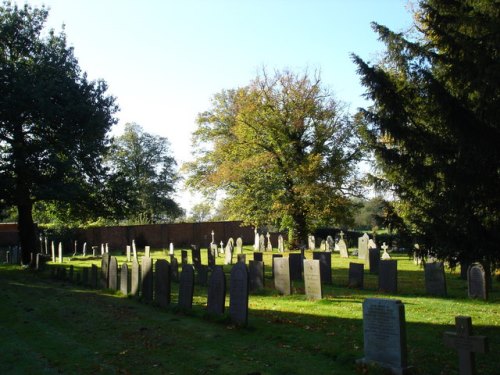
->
[[16, 0, 415, 211]]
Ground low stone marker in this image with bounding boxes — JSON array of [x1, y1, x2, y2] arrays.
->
[[379, 260, 398, 294], [178, 265, 194, 310], [358, 298, 411, 374], [120, 263, 129, 295], [467, 263, 487, 300], [303, 259, 322, 300], [443, 316, 488, 375], [289, 253, 303, 281], [170, 255, 179, 282], [273, 257, 291, 295], [141, 256, 153, 302], [424, 262, 447, 297], [348, 262, 364, 288], [155, 259, 171, 308], [312, 252, 332, 284], [253, 252, 263, 262], [108, 256, 118, 290], [229, 262, 249, 326], [131, 258, 140, 296], [207, 266, 226, 315], [249, 260, 264, 292]]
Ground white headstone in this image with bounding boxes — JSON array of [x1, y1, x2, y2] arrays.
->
[[169, 242, 174, 255], [381, 242, 391, 260], [253, 228, 259, 251], [82, 242, 87, 256], [58, 242, 63, 263]]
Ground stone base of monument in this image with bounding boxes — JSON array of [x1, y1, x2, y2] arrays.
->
[[356, 358, 414, 375]]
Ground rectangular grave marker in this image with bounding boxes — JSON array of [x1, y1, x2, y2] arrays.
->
[[348, 262, 364, 288], [379, 260, 398, 294], [100, 253, 111, 289], [207, 266, 226, 315], [181, 250, 188, 265], [108, 256, 118, 290], [424, 262, 447, 297], [249, 260, 264, 292], [369, 248, 381, 274], [120, 263, 129, 295], [141, 256, 153, 302], [155, 259, 171, 308], [289, 253, 303, 281], [178, 265, 194, 310], [229, 262, 249, 326], [273, 257, 291, 295], [312, 252, 332, 284], [467, 263, 487, 300], [303, 259, 322, 300], [131, 258, 140, 296], [170, 255, 179, 282], [253, 252, 263, 262]]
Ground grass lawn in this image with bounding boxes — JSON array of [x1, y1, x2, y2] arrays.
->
[[0, 248, 498, 374]]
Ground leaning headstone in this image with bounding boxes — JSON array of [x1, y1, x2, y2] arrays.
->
[[108, 256, 118, 290], [155, 259, 171, 308], [131, 258, 140, 296], [358, 298, 411, 374], [289, 253, 303, 281], [249, 260, 264, 292], [379, 260, 398, 294], [259, 234, 265, 252], [90, 264, 98, 288], [338, 231, 349, 258], [303, 259, 322, 300], [312, 252, 332, 284], [443, 316, 488, 375], [236, 237, 243, 254], [273, 257, 291, 295], [358, 233, 369, 260], [369, 248, 381, 274], [348, 262, 364, 289], [277, 234, 284, 253], [424, 262, 447, 297], [195, 264, 208, 286], [178, 265, 194, 310], [253, 252, 263, 262], [467, 263, 487, 300], [100, 253, 111, 288], [120, 263, 129, 295], [181, 250, 188, 265], [144, 245, 151, 258], [207, 266, 226, 316], [229, 262, 249, 326], [141, 256, 153, 302], [170, 255, 179, 282]]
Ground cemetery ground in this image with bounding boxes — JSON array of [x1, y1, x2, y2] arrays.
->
[[0, 249, 498, 375]]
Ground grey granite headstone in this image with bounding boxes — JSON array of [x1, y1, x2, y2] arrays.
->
[[312, 252, 332, 284], [108, 256, 118, 290], [278, 234, 284, 253], [100, 253, 111, 288], [259, 234, 265, 251], [338, 238, 348, 258], [303, 259, 322, 300], [120, 263, 129, 295], [178, 265, 194, 310], [358, 233, 369, 260], [467, 263, 487, 300], [273, 257, 291, 295], [289, 253, 303, 281], [253, 252, 263, 262], [272, 254, 283, 278], [379, 260, 398, 294], [170, 255, 179, 282], [181, 250, 188, 265], [359, 298, 410, 374], [155, 259, 171, 308], [131, 258, 140, 296], [229, 262, 249, 326], [348, 262, 364, 288], [141, 256, 153, 302], [249, 260, 264, 292], [424, 262, 447, 297], [207, 265, 226, 315], [224, 243, 233, 265], [369, 248, 381, 274], [90, 264, 98, 288]]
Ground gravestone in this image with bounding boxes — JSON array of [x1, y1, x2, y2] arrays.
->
[[312, 252, 332, 284], [51, 241, 55, 262], [82, 242, 87, 256], [320, 240, 327, 251], [58, 242, 63, 263], [178, 265, 194, 310], [424, 262, 447, 297], [192, 248, 201, 265], [181, 250, 188, 265], [120, 263, 129, 295], [368, 238, 377, 250], [224, 243, 233, 265], [237, 254, 246, 264], [141, 257, 153, 302], [236, 237, 243, 253], [278, 234, 284, 253], [259, 234, 265, 251], [308, 235, 316, 250], [273, 257, 291, 295], [169, 242, 174, 256], [170, 255, 179, 282], [131, 258, 140, 296], [381, 242, 391, 260], [326, 235, 334, 252], [207, 266, 226, 315], [379, 260, 398, 294], [155, 259, 171, 308], [266, 232, 273, 252], [303, 259, 322, 300], [443, 316, 488, 375], [208, 246, 216, 268], [195, 264, 208, 286], [132, 240, 137, 260], [90, 264, 98, 288], [467, 263, 487, 300], [92, 246, 97, 257], [101, 243, 104, 255], [338, 231, 349, 258], [126, 245, 131, 262], [348, 262, 364, 288], [229, 262, 249, 326], [358, 233, 369, 260], [100, 253, 111, 288], [272, 254, 283, 277], [82, 267, 89, 286], [211, 243, 218, 258], [249, 260, 264, 292], [253, 228, 259, 250], [253, 252, 263, 262], [359, 298, 411, 374], [35, 253, 42, 271], [108, 256, 118, 290], [145, 245, 150, 258], [289, 253, 303, 281], [369, 248, 381, 274]]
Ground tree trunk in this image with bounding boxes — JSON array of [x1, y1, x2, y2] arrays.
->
[[290, 211, 308, 250], [18, 200, 37, 266]]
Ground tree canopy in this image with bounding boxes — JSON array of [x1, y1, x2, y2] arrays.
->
[[0, 1, 118, 263], [353, 0, 500, 265], [185, 69, 362, 247]]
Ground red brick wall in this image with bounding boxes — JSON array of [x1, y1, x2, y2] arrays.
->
[[0, 223, 19, 246]]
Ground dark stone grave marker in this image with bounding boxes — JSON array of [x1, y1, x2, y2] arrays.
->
[[170, 255, 179, 282], [229, 262, 249, 326], [141, 256, 153, 302], [369, 248, 380, 274], [181, 250, 188, 265], [312, 252, 332, 284], [195, 264, 208, 286], [348, 262, 364, 289], [379, 260, 398, 294], [109, 257, 118, 290], [424, 262, 447, 297], [237, 254, 246, 264], [90, 264, 98, 288], [100, 253, 111, 288], [207, 266, 226, 316], [178, 265, 194, 310], [192, 248, 201, 265], [131, 258, 140, 296], [253, 252, 263, 262], [249, 260, 264, 292], [155, 259, 171, 308]]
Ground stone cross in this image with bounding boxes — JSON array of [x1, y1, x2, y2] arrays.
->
[[211, 230, 215, 244], [340, 230, 344, 240], [443, 316, 488, 375], [381, 242, 391, 260]]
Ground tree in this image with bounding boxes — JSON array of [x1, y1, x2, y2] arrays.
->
[[352, 0, 500, 265], [0, 2, 118, 264], [106, 123, 183, 224], [185, 69, 362, 247]]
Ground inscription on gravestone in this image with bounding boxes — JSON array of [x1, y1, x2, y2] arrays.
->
[[178, 265, 194, 310], [229, 262, 249, 326], [348, 262, 364, 288], [274, 257, 291, 295], [207, 266, 226, 316], [424, 262, 447, 297], [249, 260, 264, 292], [303, 259, 322, 300], [120, 263, 129, 295], [155, 259, 171, 308]]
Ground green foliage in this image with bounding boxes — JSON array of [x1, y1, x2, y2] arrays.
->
[[353, 0, 500, 265], [185, 69, 363, 247], [0, 1, 118, 263]]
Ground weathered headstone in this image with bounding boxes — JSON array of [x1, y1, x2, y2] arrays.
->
[[259, 234, 265, 252], [271, 254, 283, 277], [424, 262, 447, 297], [253, 252, 263, 262], [467, 263, 487, 300], [181, 250, 188, 265], [169, 242, 174, 256], [131, 258, 140, 296], [178, 265, 194, 310], [348, 262, 364, 288], [170, 255, 179, 282], [224, 242, 233, 265], [379, 260, 398, 294], [207, 266, 226, 315], [369, 248, 381, 274], [308, 235, 316, 251], [326, 235, 334, 252], [208, 245, 216, 268], [236, 237, 243, 253], [368, 238, 377, 250], [155, 259, 171, 308], [358, 233, 369, 260], [132, 240, 137, 260], [266, 232, 273, 252], [237, 254, 246, 264], [229, 262, 249, 326], [303, 259, 322, 300], [51, 241, 55, 262], [289, 253, 303, 281], [277, 234, 284, 253], [312, 252, 332, 284], [108, 256, 118, 290], [100, 253, 111, 288], [141, 256, 153, 302], [211, 243, 218, 258], [443, 316, 488, 375], [273, 257, 291, 295], [249, 260, 264, 292], [120, 263, 129, 295], [144, 245, 150, 258], [359, 298, 411, 374], [338, 231, 349, 258], [253, 228, 259, 251], [82, 242, 87, 256]]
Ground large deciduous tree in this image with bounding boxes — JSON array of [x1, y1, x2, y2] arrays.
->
[[106, 123, 183, 224], [0, 2, 118, 264], [185, 69, 362, 247], [353, 0, 500, 265]]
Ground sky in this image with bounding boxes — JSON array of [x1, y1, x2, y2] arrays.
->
[[14, 0, 415, 212]]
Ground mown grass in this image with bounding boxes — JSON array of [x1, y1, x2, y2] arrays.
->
[[0, 247, 498, 375]]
